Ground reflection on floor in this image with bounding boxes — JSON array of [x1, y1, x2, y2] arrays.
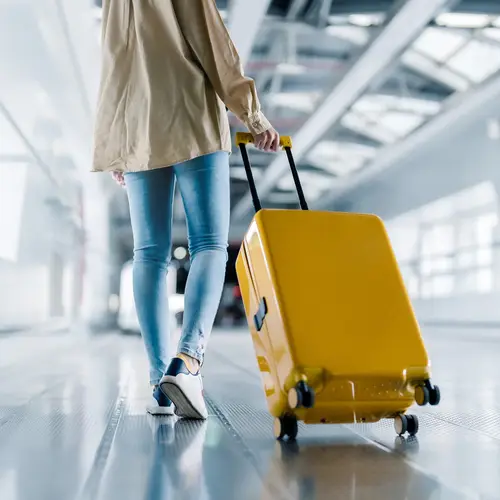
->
[[0, 327, 499, 499]]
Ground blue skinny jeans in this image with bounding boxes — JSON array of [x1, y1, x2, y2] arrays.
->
[[125, 152, 229, 385]]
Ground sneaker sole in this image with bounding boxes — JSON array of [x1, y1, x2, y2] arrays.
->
[[147, 406, 175, 416], [160, 380, 207, 420]]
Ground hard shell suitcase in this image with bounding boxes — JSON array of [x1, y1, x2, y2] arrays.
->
[[234, 132, 440, 440]]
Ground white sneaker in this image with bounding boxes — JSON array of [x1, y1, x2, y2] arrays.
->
[[147, 385, 175, 416], [160, 357, 208, 420]]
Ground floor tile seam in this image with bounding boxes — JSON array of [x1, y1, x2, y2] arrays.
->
[[205, 392, 293, 500], [346, 425, 482, 500], [76, 378, 130, 500]]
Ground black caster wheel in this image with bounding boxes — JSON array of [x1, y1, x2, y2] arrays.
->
[[429, 385, 441, 406], [406, 414, 419, 436], [274, 415, 299, 441], [288, 387, 303, 409], [424, 380, 441, 406], [415, 385, 430, 406], [288, 381, 315, 409], [394, 414, 408, 436], [394, 414, 419, 436]]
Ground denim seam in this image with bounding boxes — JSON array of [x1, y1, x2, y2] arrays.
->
[[178, 345, 204, 363]]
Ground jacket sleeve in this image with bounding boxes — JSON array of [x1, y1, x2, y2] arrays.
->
[[171, 0, 272, 136]]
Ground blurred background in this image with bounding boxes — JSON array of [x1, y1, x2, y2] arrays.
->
[[2, 0, 500, 336]]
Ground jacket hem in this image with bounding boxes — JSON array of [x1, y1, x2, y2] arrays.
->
[[91, 147, 232, 173]]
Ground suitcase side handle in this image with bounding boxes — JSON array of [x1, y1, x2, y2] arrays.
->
[[235, 132, 309, 212]]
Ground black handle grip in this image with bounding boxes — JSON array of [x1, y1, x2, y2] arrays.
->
[[237, 137, 308, 213], [239, 143, 262, 213]]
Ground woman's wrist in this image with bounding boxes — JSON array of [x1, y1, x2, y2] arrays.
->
[[244, 111, 272, 136]]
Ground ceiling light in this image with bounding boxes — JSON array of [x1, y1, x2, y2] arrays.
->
[[307, 141, 377, 176], [269, 92, 321, 113], [483, 28, 500, 42], [487, 118, 500, 140], [325, 26, 370, 45], [348, 14, 385, 27], [435, 13, 491, 29], [174, 247, 187, 260], [401, 50, 470, 91], [412, 27, 467, 63], [276, 62, 307, 75]]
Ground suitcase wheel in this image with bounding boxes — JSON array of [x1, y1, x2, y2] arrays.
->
[[415, 385, 430, 406], [429, 385, 441, 406], [416, 381, 441, 407], [394, 414, 419, 436], [288, 382, 315, 410], [274, 415, 298, 441]]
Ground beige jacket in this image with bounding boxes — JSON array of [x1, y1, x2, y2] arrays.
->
[[92, 0, 271, 172]]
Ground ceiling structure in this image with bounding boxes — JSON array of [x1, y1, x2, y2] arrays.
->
[[223, 0, 500, 222], [5, 0, 500, 254]]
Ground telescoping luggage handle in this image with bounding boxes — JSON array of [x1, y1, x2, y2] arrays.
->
[[236, 132, 309, 213]]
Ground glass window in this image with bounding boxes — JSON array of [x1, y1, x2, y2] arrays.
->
[[421, 224, 454, 257], [388, 225, 419, 262], [378, 112, 424, 136], [419, 196, 455, 222], [307, 140, 376, 176], [455, 182, 497, 210], [476, 213, 498, 244], [413, 28, 467, 63], [477, 269, 493, 292], [421, 257, 453, 276], [477, 248, 493, 266], [457, 220, 476, 249], [402, 50, 470, 91], [457, 250, 476, 268], [386, 181, 498, 298], [341, 112, 397, 144], [447, 40, 500, 83], [0, 163, 28, 262], [432, 275, 455, 297]]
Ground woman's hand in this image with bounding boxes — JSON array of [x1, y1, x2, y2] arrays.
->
[[111, 171, 126, 187], [254, 127, 280, 152]]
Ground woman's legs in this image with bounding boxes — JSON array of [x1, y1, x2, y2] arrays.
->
[[160, 151, 230, 419], [125, 167, 176, 387], [174, 151, 230, 364]]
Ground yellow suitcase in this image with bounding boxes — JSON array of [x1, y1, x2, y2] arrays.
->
[[234, 133, 440, 441]]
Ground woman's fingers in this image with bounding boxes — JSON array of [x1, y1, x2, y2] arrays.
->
[[111, 171, 125, 187], [270, 130, 280, 152], [253, 128, 280, 152]]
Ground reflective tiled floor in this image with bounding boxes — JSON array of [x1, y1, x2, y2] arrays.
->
[[0, 326, 499, 499]]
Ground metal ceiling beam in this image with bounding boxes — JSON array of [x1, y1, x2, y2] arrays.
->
[[231, 0, 455, 221], [316, 68, 500, 210], [227, 0, 272, 67]]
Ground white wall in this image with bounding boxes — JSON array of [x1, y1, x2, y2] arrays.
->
[[413, 294, 500, 325], [0, 165, 81, 330], [0, 261, 49, 327], [339, 107, 500, 327]]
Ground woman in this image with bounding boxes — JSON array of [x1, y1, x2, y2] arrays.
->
[[92, 0, 279, 419]]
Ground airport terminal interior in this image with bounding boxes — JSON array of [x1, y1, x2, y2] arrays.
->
[[3, 0, 500, 498]]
